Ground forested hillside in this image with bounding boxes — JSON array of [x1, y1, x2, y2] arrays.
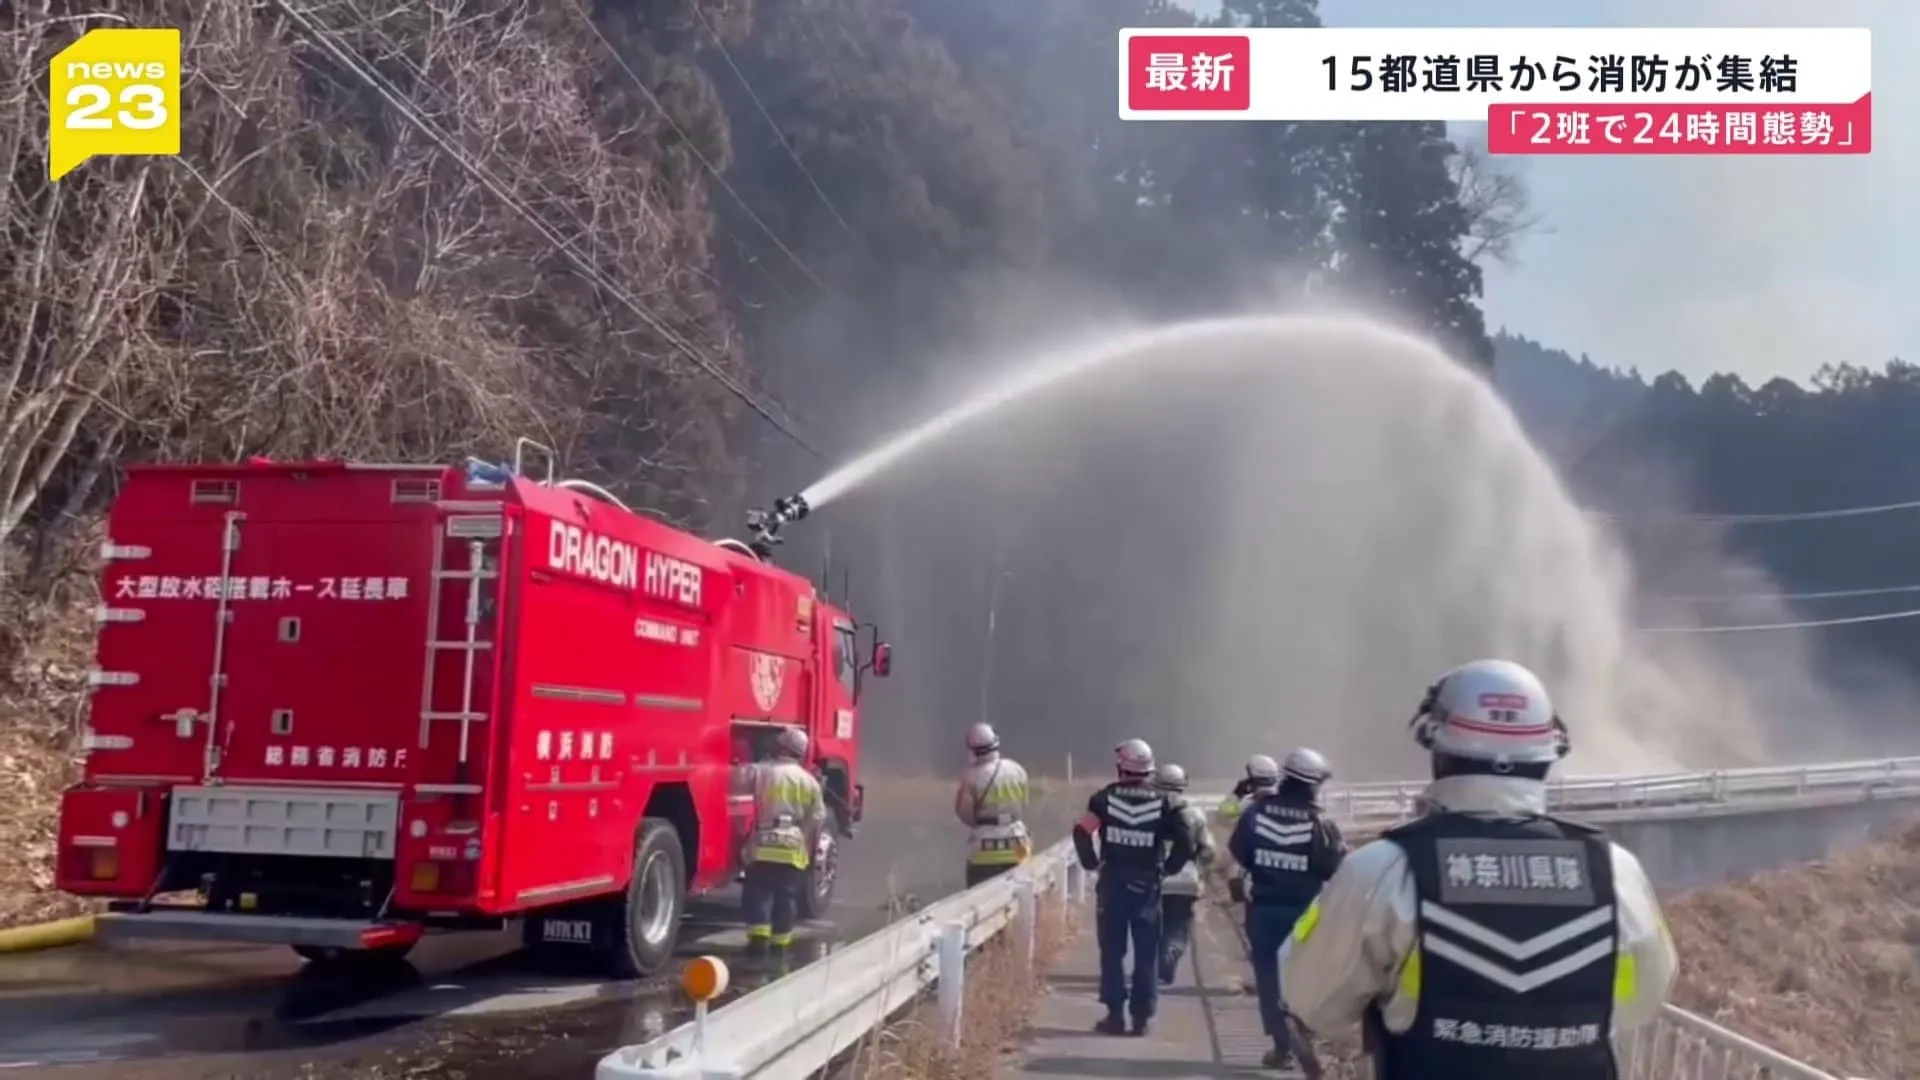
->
[[4, 0, 1529, 770], [1494, 333, 1920, 687]]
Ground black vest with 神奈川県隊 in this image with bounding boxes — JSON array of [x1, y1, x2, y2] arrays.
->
[[1368, 811, 1621, 1080]]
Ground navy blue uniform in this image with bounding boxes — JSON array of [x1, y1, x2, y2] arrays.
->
[[1073, 781, 1193, 1031], [1229, 783, 1347, 1058]]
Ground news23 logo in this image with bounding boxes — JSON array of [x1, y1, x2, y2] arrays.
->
[[1127, 35, 1253, 112], [48, 27, 182, 181]]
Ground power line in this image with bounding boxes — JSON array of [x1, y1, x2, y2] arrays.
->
[[269, 0, 822, 458], [563, 0, 833, 294], [1591, 495, 1920, 525], [1637, 607, 1920, 634], [686, 2, 862, 245], [1651, 583, 1920, 603]]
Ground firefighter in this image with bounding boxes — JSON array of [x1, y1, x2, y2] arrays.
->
[[1229, 745, 1346, 1070], [1073, 738, 1194, 1036], [1223, 753, 1282, 903], [1219, 753, 1281, 825], [1281, 659, 1679, 1080], [1152, 762, 1215, 986], [955, 722, 1033, 887], [743, 726, 826, 950]]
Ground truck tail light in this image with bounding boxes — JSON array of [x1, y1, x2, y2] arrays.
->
[[88, 847, 119, 881], [409, 858, 475, 897]]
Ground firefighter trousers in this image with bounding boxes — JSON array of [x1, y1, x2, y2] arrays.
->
[[1095, 881, 1162, 1021], [1157, 894, 1197, 984], [742, 861, 805, 946], [965, 862, 1017, 888], [1246, 901, 1310, 1053]]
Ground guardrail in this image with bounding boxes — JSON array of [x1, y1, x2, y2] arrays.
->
[[597, 836, 1083, 1079], [1622, 1004, 1844, 1080], [1324, 755, 1920, 824], [600, 761, 1910, 1079]]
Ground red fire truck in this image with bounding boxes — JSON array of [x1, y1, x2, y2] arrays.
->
[[54, 442, 888, 976]]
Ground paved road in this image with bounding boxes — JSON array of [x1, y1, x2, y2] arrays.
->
[[1012, 898, 1308, 1080], [0, 779, 1084, 1076]]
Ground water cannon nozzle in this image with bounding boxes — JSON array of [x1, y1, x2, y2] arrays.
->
[[746, 493, 811, 559]]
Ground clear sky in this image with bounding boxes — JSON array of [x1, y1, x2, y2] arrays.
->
[[1186, 1, 1914, 385]]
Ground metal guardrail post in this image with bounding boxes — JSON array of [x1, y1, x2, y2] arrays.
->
[[1067, 859, 1087, 903], [937, 921, 967, 1046], [1017, 878, 1037, 966]]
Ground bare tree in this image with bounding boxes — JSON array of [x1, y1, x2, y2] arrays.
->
[[0, 0, 750, 592], [1449, 141, 1544, 267]]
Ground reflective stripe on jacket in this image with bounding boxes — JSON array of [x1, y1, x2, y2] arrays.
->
[[748, 759, 826, 869], [956, 754, 1032, 866]]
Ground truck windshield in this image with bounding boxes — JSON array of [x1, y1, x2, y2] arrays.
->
[[834, 624, 857, 694]]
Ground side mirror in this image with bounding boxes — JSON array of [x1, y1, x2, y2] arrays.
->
[[871, 641, 892, 678]]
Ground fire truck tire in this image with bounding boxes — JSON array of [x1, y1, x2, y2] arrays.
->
[[618, 819, 687, 978], [797, 833, 838, 922]]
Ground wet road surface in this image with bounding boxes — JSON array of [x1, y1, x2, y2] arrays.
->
[[0, 898, 893, 1074], [0, 781, 1085, 1077]]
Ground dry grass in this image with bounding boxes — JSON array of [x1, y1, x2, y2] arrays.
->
[[847, 889, 1073, 1079], [0, 596, 97, 928], [1663, 819, 1920, 1079]]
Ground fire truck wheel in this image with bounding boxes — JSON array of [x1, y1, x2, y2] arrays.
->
[[797, 833, 838, 922], [618, 819, 687, 978]]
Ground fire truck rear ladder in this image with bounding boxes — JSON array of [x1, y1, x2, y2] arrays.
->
[[419, 513, 501, 769]]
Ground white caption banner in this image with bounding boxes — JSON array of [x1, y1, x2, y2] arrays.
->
[[1118, 27, 1872, 122]]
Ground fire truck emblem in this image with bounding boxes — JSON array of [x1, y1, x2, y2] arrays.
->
[[750, 653, 785, 713]]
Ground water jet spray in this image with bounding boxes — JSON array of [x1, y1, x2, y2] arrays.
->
[[768, 312, 1807, 773]]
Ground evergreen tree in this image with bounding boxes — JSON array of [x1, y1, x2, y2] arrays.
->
[[1326, 122, 1492, 368]]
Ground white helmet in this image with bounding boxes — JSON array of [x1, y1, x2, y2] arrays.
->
[[965, 722, 1001, 756], [1115, 738, 1155, 778], [1411, 659, 1570, 768], [1282, 747, 1332, 785], [1244, 754, 1280, 782], [1153, 763, 1189, 793], [776, 727, 810, 760]]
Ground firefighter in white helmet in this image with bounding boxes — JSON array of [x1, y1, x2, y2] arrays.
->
[[1281, 660, 1678, 1080], [743, 726, 826, 950], [1222, 752, 1281, 906], [955, 722, 1032, 886], [1219, 753, 1281, 825], [1151, 763, 1216, 985], [1229, 746, 1347, 1070], [1073, 738, 1193, 1035]]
